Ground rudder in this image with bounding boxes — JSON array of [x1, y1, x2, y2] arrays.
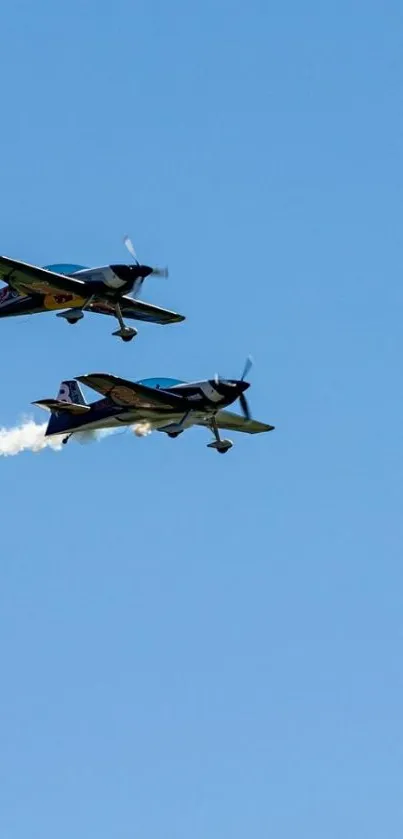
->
[[33, 379, 89, 438], [57, 380, 87, 405]]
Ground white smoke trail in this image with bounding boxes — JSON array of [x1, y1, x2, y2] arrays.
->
[[0, 419, 122, 457], [73, 428, 119, 445], [131, 421, 152, 437], [0, 419, 63, 456]]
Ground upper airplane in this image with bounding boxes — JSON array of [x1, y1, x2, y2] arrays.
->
[[0, 236, 184, 342]]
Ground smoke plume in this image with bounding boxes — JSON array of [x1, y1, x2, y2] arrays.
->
[[0, 419, 63, 456], [132, 421, 152, 437], [0, 417, 152, 457]]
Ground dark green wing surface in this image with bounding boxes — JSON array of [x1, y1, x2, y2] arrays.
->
[[205, 409, 275, 434], [76, 374, 187, 410], [88, 296, 185, 325], [0, 256, 87, 296]]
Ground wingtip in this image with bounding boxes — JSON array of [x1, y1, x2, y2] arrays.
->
[[76, 372, 115, 387], [75, 374, 96, 387], [32, 400, 51, 412]]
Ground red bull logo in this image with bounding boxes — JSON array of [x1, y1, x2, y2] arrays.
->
[[43, 293, 86, 311]]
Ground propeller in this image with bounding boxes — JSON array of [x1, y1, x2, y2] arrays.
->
[[241, 354, 253, 381], [123, 235, 139, 264], [150, 265, 169, 278], [123, 235, 169, 278], [213, 356, 253, 419], [239, 391, 251, 420], [239, 355, 253, 419]]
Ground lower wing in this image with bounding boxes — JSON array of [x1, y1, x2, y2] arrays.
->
[[88, 295, 185, 325], [200, 409, 275, 434]]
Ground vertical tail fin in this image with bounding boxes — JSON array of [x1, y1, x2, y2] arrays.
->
[[41, 380, 87, 437], [57, 380, 87, 406]]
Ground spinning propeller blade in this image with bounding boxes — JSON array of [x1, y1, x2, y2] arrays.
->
[[123, 235, 139, 264], [239, 355, 253, 419], [151, 266, 169, 278], [239, 392, 251, 420], [241, 355, 253, 381]]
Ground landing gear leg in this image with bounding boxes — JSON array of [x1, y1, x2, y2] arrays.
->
[[62, 434, 72, 445], [164, 410, 191, 438], [112, 302, 138, 342], [206, 418, 233, 454]]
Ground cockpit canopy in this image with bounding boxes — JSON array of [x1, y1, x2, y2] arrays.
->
[[43, 263, 88, 276]]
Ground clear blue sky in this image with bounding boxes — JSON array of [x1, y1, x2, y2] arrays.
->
[[0, 1, 401, 836]]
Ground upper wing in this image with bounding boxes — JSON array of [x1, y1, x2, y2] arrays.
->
[[76, 373, 187, 410], [88, 295, 185, 325], [207, 409, 275, 434], [0, 258, 185, 324], [0, 256, 88, 296]]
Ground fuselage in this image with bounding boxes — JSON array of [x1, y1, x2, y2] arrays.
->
[[68, 264, 152, 296]]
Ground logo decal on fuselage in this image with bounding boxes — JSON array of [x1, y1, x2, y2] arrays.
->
[[43, 294, 87, 310]]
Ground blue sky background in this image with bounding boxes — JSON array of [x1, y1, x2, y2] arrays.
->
[[0, 1, 402, 836]]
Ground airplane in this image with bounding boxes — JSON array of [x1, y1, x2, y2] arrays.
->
[[33, 358, 275, 454], [0, 236, 184, 342]]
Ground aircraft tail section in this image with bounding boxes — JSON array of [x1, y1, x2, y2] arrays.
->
[[56, 379, 87, 406], [33, 379, 89, 436]]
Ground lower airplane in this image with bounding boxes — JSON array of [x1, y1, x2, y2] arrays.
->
[[0, 237, 184, 342], [34, 358, 275, 454]]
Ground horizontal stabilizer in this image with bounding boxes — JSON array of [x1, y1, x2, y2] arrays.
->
[[33, 399, 91, 415]]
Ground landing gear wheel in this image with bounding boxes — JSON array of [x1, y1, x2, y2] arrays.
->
[[112, 326, 138, 342], [207, 438, 233, 454], [66, 318, 80, 325]]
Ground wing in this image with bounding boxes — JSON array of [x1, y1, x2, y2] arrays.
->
[[204, 409, 275, 434], [0, 256, 88, 296], [76, 373, 187, 410], [88, 295, 185, 325]]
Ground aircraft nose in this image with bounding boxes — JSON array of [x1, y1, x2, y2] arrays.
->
[[238, 380, 250, 392], [111, 264, 153, 281]]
